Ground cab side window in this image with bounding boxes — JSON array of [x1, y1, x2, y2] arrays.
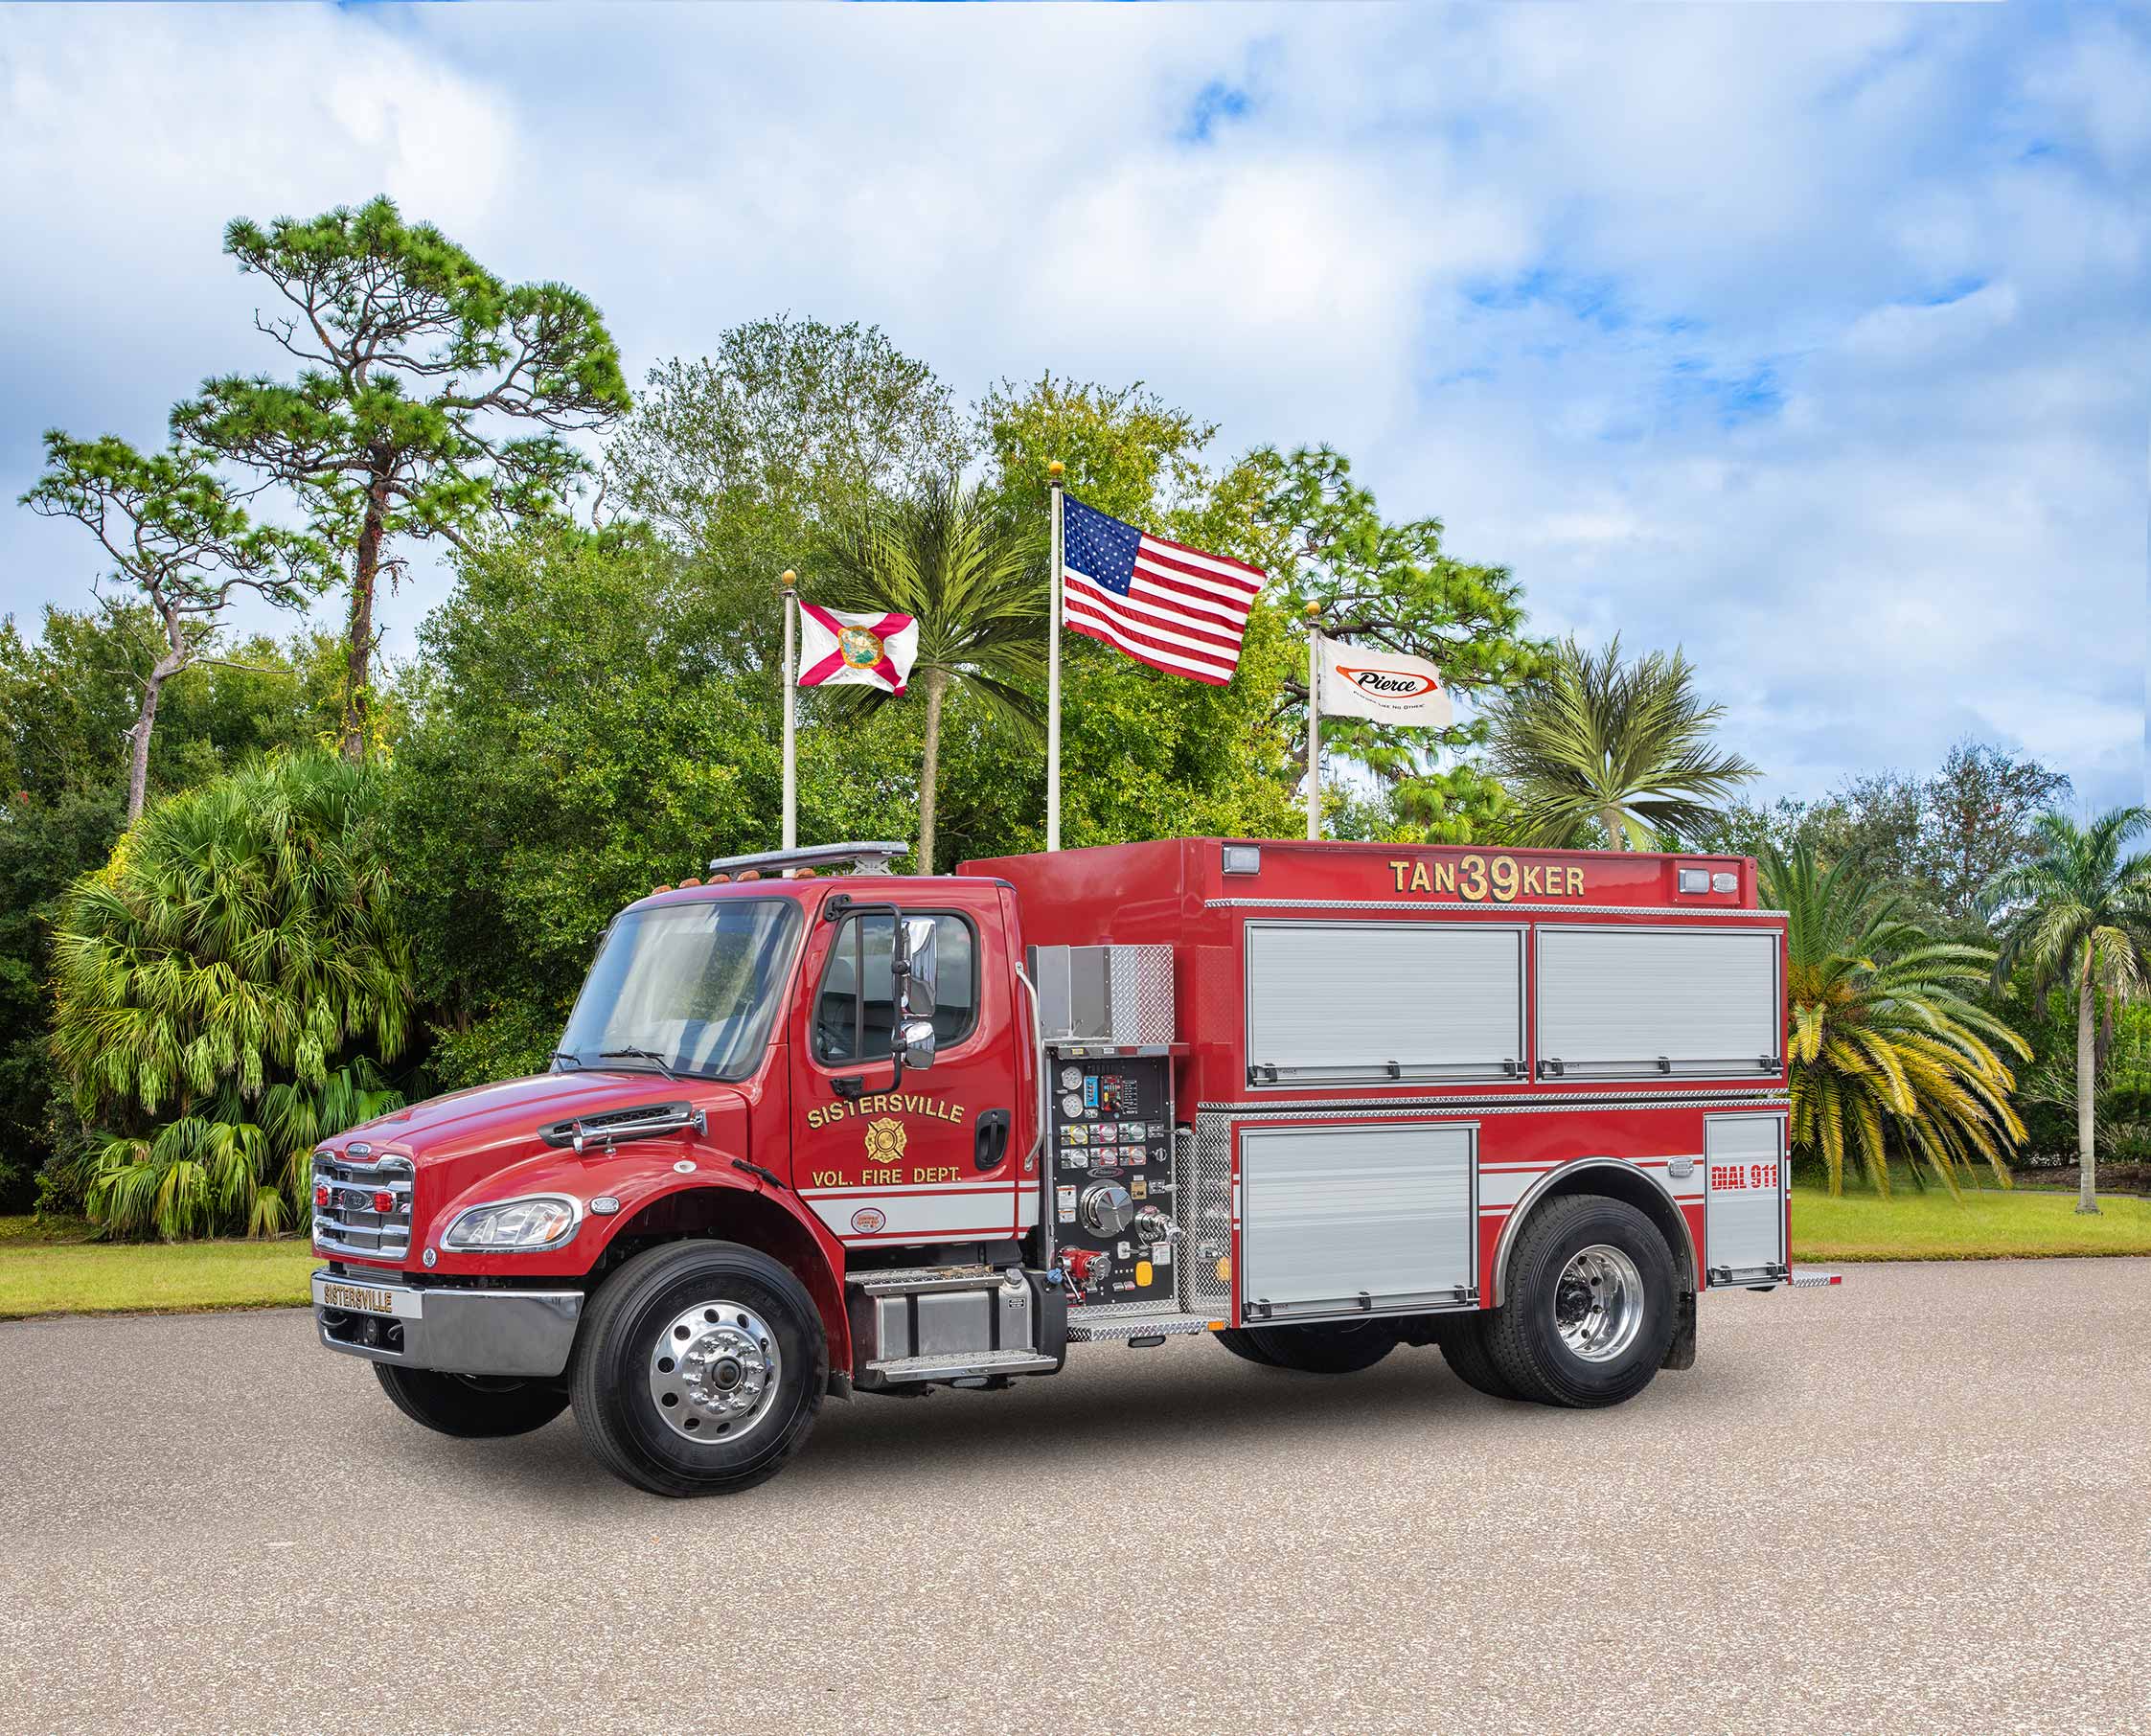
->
[[813, 913, 976, 1064]]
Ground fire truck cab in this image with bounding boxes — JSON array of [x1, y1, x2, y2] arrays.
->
[[310, 836, 1829, 1496]]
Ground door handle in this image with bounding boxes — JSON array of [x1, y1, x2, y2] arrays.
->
[[974, 1108, 1012, 1172]]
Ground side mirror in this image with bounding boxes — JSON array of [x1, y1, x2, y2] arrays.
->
[[899, 1016, 937, 1074], [896, 915, 937, 1023]]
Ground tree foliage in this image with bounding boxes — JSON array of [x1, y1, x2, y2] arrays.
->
[[1984, 808, 2151, 1213], [387, 524, 927, 1085], [1249, 445, 1542, 841], [815, 477, 1046, 872], [1697, 742, 2071, 933], [1764, 841, 2026, 1197], [50, 752, 412, 1237], [21, 431, 325, 820], [175, 195, 630, 758], [1486, 633, 1757, 848]]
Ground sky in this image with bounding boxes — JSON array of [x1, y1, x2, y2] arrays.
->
[[3, 2, 2146, 811]]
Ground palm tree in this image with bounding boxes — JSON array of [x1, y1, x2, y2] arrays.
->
[[1485, 634, 1756, 848], [819, 477, 1046, 873], [51, 751, 413, 1238], [1984, 809, 2151, 1215], [1763, 841, 2026, 1196]]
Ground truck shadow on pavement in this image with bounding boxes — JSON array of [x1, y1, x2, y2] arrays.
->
[[446, 1342, 1756, 1514]]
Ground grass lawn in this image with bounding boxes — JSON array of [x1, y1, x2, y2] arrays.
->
[[4, 1183, 2149, 1320], [0, 1216, 316, 1319], [1791, 1182, 2151, 1262]]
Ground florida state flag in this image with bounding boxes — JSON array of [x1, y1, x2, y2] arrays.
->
[[796, 605, 919, 695]]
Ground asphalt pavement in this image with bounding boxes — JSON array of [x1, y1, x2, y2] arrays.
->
[[3, 1259, 2146, 1736]]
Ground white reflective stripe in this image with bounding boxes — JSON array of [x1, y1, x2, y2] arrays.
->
[[808, 1190, 1016, 1241], [798, 1179, 1006, 1198]]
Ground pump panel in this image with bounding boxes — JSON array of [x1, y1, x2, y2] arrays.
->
[[1046, 1056, 1178, 1308]]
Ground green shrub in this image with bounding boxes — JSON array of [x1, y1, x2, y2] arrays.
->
[[50, 752, 414, 1239]]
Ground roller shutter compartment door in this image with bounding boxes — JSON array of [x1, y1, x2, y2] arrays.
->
[[1705, 1113, 1787, 1285], [1244, 922, 1522, 1086], [1534, 925, 1780, 1081], [1238, 1122, 1476, 1319]]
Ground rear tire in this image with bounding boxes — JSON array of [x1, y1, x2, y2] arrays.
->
[[1244, 1318, 1400, 1374], [1430, 1313, 1522, 1401], [571, 1240, 826, 1496], [1484, 1195, 1676, 1408], [374, 1363, 568, 1438], [1213, 1327, 1285, 1367]]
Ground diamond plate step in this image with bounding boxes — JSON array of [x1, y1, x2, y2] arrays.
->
[[864, 1348, 1060, 1383], [853, 1265, 1006, 1296], [1066, 1313, 1221, 1342]]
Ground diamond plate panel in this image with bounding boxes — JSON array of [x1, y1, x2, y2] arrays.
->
[[1109, 945, 1176, 1046], [1180, 1117, 1234, 1314]]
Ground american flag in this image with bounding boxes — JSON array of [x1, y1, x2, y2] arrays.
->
[[1060, 494, 1264, 685]]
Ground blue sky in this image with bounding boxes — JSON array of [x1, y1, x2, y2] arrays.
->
[[2, 3, 2145, 810]]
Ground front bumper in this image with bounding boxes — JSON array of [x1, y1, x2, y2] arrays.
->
[[312, 1270, 584, 1378]]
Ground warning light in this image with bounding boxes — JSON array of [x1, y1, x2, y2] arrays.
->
[[371, 1190, 397, 1213], [313, 1183, 330, 1209]]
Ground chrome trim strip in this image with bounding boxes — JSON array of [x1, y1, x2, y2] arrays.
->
[[1198, 1090, 1789, 1116], [1206, 899, 1788, 918]]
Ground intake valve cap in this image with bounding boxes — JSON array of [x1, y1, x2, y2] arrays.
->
[[1080, 1181, 1136, 1237]]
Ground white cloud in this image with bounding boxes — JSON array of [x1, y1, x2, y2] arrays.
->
[[0, 2, 2142, 811]]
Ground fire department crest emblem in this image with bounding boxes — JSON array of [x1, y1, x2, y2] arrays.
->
[[863, 1116, 907, 1162], [837, 625, 884, 669]]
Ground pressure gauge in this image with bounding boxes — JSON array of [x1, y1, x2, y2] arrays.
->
[[1060, 1065, 1084, 1090], [1060, 1092, 1085, 1119]]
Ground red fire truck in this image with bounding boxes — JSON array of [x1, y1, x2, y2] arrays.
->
[[310, 836, 1833, 1496]]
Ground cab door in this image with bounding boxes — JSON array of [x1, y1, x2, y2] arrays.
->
[[789, 886, 1020, 1249]]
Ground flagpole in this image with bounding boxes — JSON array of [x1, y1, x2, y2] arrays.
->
[[1046, 460, 1064, 853], [781, 569, 798, 851], [1305, 605, 1322, 840]]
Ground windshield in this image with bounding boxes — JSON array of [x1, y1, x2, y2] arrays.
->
[[558, 899, 802, 1081]]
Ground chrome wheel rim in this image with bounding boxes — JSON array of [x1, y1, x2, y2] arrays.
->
[[1553, 1245, 1645, 1363], [648, 1299, 782, 1443]]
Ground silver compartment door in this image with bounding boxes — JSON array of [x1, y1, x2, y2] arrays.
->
[[1245, 922, 1522, 1085], [1534, 925, 1781, 1082], [1704, 1112, 1787, 1284], [1239, 1122, 1476, 1320]]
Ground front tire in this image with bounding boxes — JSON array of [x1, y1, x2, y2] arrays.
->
[[1483, 1195, 1676, 1408], [374, 1363, 568, 1438], [571, 1240, 826, 1496]]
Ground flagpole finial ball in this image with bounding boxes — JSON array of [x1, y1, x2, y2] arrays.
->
[[1304, 602, 1320, 620], [1048, 460, 1064, 479], [780, 570, 796, 589]]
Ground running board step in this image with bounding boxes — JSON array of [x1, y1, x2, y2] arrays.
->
[[1067, 1313, 1222, 1342], [854, 1265, 1007, 1296], [864, 1348, 1060, 1383]]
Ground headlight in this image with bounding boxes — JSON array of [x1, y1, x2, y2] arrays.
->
[[442, 1195, 582, 1251]]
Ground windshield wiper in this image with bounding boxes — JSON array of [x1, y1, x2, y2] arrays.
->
[[547, 1050, 583, 1069], [599, 1046, 680, 1080]]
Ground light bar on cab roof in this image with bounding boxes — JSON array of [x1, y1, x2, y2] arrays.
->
[[704, 840, 911, 878]]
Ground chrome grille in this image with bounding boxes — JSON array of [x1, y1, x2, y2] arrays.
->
[[311, 1151, 414, 1260]]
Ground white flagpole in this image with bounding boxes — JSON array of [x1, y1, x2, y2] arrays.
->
[[1046, 460, 1064, 853], [781, 569, 798, 851], [1305, 605, 1322, 840]]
